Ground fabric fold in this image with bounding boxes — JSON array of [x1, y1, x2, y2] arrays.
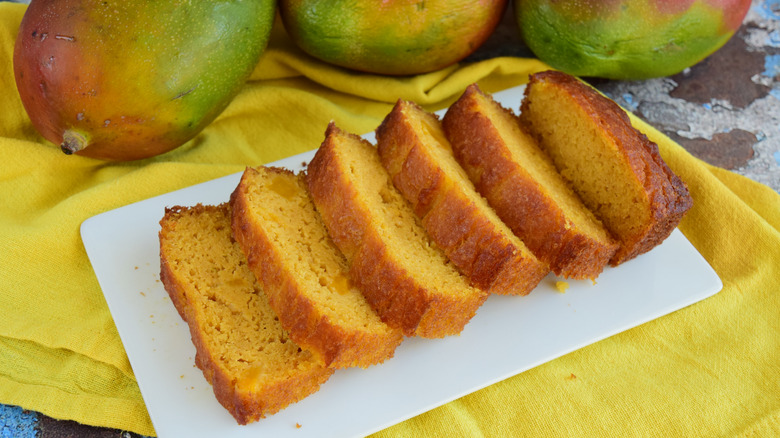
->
[[1, 2, 778, 437], [0, 335, 154, 436]]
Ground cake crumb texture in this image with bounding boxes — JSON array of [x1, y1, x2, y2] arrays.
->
[[155, 70, 694, 424], [376, 98, 549, 294], [443, 83, 619, 279], [230, 166, 403, 369], [519, 70, 693, 265], [159, 204, 333, 424], [306, 123, 488, 338]]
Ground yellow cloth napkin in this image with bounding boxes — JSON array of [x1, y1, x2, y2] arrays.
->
[[1, 3, 778, 437]]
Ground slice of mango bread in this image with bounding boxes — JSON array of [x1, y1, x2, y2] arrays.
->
[[518, 70, 693, 265], [306, 123, 488, 338], [442, 84, 619, 280], [229, 166, 403, 369], [158, 204, 333, 425], [376, 98, 549, 294]]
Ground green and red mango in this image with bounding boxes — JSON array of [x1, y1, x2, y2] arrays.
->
[[279, 0, 508, 76], [515, 0, 751, 79], [14, 0, 276, 161]]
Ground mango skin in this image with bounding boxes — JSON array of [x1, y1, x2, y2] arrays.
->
[[515, 0, 751, 80], [279, 0, 507, 76], [14, 0, 275, 161]]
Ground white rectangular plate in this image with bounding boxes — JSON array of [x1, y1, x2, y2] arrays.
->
[[81, 85, 722, 438]]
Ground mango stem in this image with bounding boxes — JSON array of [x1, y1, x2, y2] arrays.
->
[[60, 130, 88, 155]]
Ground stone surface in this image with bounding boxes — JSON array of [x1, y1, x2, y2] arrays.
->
[[37, 415, 145, 438], [669, 28, 770, 110], [0, 403, 147, 438]]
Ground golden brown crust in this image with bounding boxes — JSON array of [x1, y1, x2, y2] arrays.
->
[[302, 129, 369, 262], [519, 71, 692, 265], [376, 99, 548, 293], [375, 101, 443, 219], [159, 211, 192, 323], [189, 333, 332, 425], [443, 84, 618, 279], [306, 123, 488, 337], [229, 167, 402, 368], [159, 204, 333, 424]]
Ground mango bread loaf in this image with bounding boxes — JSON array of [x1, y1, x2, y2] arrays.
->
[[158, 204, 333, 424], [230, 166, 403, 369], [442, 84, 619, 280], [518, 71, 693, 265], [376, 99, 549, 294], [306, 123, 488, 338]]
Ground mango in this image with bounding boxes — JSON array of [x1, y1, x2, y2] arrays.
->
[[515, 0, 751, 80], [13, 0, 276, 161], [279, 0, 507, 76]]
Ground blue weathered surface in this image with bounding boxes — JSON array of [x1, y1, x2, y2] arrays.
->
[[0, 405, 38, 438]]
